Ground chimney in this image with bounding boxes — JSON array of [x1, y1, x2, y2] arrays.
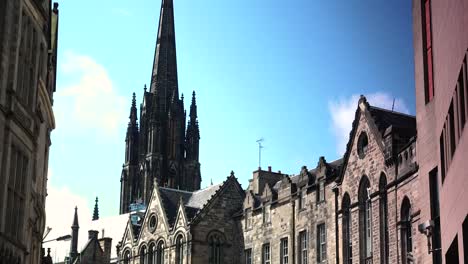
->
[[99, 237, 112, 264], [278, 170, 281, 174], [268, 166, 271, 172], [88, 230, 99, 241]]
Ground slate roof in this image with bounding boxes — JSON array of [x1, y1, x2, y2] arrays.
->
[[158, 183, 223, 226], [368, 106, 416, 136]]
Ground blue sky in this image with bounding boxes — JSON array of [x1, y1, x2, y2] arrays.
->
[[46, 0, 415, 229]]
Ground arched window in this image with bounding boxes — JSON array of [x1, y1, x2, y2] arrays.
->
[[358, 176, 372, 263], [140, 245, 147, 264], [175, 235, 184, 264], [379, 174, 389, 264], [148, 243, 155, 264], [342, 193, 352, 264], [401, 197, 413, 264], [123, 250, 131, 264], [208, 232, 224, 264], [156, 240, 165, 264]]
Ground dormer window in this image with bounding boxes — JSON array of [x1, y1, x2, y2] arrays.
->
[[357, 132, 369, 159]]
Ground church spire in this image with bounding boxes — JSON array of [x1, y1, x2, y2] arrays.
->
[[186, 90, 200, 162], [70, 207, 79, 263], [92, 197, 99, 221], [150, 0, 179, 113]]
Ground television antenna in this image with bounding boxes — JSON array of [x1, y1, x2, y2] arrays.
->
[[256, 138, 264, 168]]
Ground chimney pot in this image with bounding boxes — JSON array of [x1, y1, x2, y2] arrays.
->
[[268, 166, 271, 172]]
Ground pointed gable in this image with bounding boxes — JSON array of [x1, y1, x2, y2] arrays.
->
[[337, 95, 416, 184]]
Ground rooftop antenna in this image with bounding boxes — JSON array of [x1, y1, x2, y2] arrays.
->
[[256, 138, 264, 169], [391, 98, 395, 112]]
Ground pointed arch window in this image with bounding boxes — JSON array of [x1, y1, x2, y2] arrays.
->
[[175, 235, 184, 264], [401, 197, 413, 264], [123, 250, 131, 264], [148, 243, 155, 264], [359, 176, 372, 263], [140, 245, 148, 264], [208, 232, 224, 264], [156, 240, 165, 264], [342, 193, 352, 264], [379, 174, 389, 264]]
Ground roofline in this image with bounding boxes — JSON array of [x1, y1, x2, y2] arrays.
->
[[369, 105, 416, 119]]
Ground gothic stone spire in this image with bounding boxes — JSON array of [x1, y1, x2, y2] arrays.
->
[[70, 207, 79, 263], [150, 0, 179, 113]]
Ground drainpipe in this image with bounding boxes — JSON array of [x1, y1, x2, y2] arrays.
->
[[332, 183, 340, 264], [291, 198, 296, 264]]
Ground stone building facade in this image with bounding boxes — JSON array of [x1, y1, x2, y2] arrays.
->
[[0, 0, 59, 263], [117, 173, 245, 264], [335, 97, 420, 264], [412, 0, 468, 263]]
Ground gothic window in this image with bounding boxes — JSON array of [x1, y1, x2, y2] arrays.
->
[[123, 250, 131, 264], [175, 235, 184, 264], [379, 174, 389, 264], [148, 243, 155, 264], [5, 145, 28, 241], [299, 230, 308, 264], [359, 176, 372, 262], [401, 197, 413, 264], [208, 232, 224, 264], [342, 193, 352, 264], [317, 224, 327, 262], [357, 132, 369, 159], [140, 245, 147, 264], [156, 240, 165, 264], [280, 237, 288, 264], [262, 243, 270, 264], [245, 248, 252, 264]]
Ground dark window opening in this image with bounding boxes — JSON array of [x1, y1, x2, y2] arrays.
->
[[445, 236, 459, 264], [357, 133, 369, 159], [440, 132, 446, 182], [422, 0, 434, 103], [379, 174, 389, 264], [449, 102, 456, 157], [317, 224, 327, 262], [429, 168, 442, 264], [359, 176, 372, 262], [342, 193, 352, 264], [401, 197, 413, 264]]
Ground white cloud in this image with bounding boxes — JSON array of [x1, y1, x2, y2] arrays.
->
[[45, 185, 129, 262], [328, 92, 409, 155], [56, 51, 127, 138], [45, 186, 93, 262]]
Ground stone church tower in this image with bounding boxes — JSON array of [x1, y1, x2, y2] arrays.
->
[[120, 0, 201, 214]]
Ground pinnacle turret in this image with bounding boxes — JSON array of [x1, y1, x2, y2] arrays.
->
[[92, 197, 99, 221], [189, 91, 197, 123], [129, 92, 138, 126]]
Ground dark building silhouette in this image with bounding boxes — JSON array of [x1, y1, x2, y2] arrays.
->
[[0, 0, 59, 263], [119, 0, 201, 214]]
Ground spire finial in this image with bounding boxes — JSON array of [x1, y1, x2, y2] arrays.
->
[[93, 197, 99, 221], [72, 206, 79, 227], [144, 84, 147, 92]]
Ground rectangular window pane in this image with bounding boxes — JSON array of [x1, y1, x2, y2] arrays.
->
[[317, 224, 326, 262], [449, 101, 456, 157], [459, 67, 466, 129], [245, 249, 252, 264], [281, 238, 288, 264], [263, 244, 270, 264]]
